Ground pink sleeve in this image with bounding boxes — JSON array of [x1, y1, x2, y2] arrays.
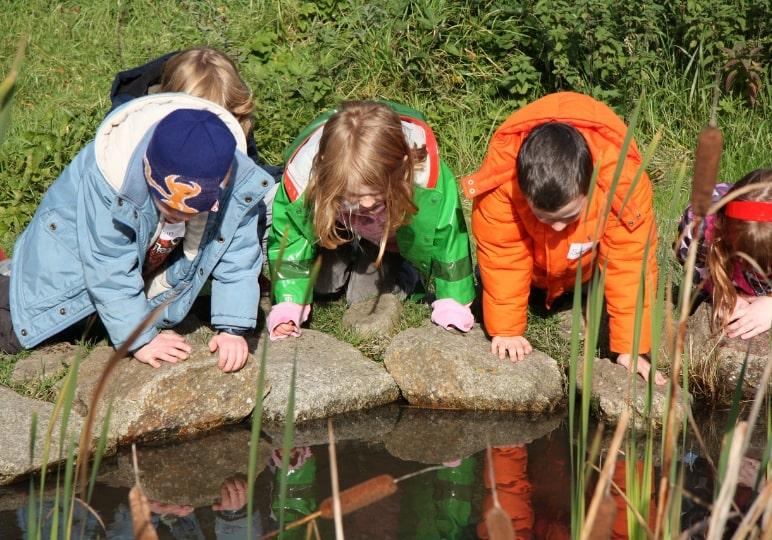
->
[[266, 302, 311, 341], [430, 299, 475, 333]]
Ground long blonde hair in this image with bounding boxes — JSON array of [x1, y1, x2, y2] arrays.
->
[[304, 101, 424, 265], [706, 168, 772, 329], [161, 47, 254, 137]]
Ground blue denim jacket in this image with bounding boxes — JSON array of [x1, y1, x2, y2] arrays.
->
[[10, 94, 274, 350]]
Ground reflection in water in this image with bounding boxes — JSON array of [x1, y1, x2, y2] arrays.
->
[[0, 411, 765, 539]]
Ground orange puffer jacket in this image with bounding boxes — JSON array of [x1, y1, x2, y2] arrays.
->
[[466, 92, 657, 354]]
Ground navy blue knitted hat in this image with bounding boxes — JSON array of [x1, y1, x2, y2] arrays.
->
[[144, 109, 236, 213]]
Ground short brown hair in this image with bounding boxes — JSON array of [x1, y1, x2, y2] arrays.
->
[[305, 101, 424, 265], [161, 47, 254, 138], [517, 122, 593, 211]]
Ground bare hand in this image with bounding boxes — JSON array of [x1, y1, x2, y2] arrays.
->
[[209, 332, 249, 372], [133, 332, 191, 368], [726, 296, 772, 340], [491, 335, 532, 362], [272, 321, 297, 338], [212, 476, 248, 512]]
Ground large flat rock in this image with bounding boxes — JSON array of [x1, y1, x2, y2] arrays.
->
[[252, 330, 401, 424], [98, 426, 272, 508], [383, 325, 564, 412], [577, 358, 688, 430], [384, 408, 563, 464], [687, 302, 770, 400], [0, 386, 83, 485], [73, 343, 269, 446]]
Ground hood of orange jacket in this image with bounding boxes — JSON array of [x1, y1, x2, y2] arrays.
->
[[468, 92, 658, 353]]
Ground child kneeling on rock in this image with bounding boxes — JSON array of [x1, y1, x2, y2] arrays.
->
[[677, 168, 772, 339], [466, 92, 665, 385], [0, 96, 274, 372], [266, 100, 475, 339]]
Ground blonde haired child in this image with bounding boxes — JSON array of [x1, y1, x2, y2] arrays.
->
[[266, 100, 475, 338], [677, 168, 772, 339], [109, 46, 277, 171]]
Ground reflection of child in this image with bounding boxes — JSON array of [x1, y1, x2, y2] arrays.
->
[[467, 92, 664, 385], [267, 101, 475, 339], [677, 169, 772, 339]]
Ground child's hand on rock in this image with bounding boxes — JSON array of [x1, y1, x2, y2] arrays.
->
[[272, 322, 298, 338], [133, 331, 191, 368], [726, 295, 772, 339], [491, 336, 532, 362], [212, 475, 248, 512], [209, 332, 248, 372]]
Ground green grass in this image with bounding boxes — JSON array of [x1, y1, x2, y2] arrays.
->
[[310, 298, 431, 362]]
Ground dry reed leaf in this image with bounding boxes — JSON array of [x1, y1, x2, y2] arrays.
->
[[129, 484, 158, 540], [485, 505, 515, 540], [319, 474, 397, 518], [327, 418, 344, 540], [690, 126, 723, 218]]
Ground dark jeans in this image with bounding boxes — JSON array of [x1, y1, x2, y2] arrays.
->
[[315, 240, 419, 305], [0, 275, 23, 354]]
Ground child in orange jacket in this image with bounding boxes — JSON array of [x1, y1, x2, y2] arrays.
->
[[466, 92, 665, 385]]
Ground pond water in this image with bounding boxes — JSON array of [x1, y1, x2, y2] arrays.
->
[[0, 405, 765, 539]]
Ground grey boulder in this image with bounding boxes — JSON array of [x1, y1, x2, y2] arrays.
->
[[72, 343, 269, 446], [384, 325, 564, 412], [576, 358, 688, 430], [0, 386, 83, 485], [253, 330, 400, 424]]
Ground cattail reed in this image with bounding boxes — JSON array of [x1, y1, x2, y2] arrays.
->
[[485, 506, 515, 540], [319, 474, 397, 518], [690, 125, 723, 218]]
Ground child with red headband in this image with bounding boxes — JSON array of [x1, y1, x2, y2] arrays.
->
[[677, 168, 772, 339]]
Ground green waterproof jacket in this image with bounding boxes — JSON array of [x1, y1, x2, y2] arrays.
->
[[268, 102, 475, 305]]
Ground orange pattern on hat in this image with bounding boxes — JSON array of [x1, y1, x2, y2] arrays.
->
[[144, 157, 201, 213]]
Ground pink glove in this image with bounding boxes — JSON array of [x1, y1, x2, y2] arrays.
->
[[266, 302, 311, 341], [431, 299, 474, 332]]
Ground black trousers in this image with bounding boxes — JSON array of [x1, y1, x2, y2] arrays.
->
[[0, 275, 23, 354]]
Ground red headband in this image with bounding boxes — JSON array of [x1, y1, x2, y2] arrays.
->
[[725, 200, 772, 222]]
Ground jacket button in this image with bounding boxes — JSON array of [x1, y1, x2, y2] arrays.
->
[[217, 236, 224, 243], [59, 307, 66, 315], [199, 268, 204, 276], [260, 179, 269, 187], [133, 210, 138, 218], [20, 329, 27, 336], [49, 223, 57, 231], [245, 196, 253, 203], [467, 179, 474, 185], [468, 188, 476, 195], [431, 194, 440, 203], [117, 198, 123, 206]]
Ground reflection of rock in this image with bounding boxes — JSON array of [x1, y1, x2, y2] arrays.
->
[[11, 342, 80, 385], [252, 330, 400, 424], [98, 426, 272, 507], [385, 408, 563, 464], [577, 358, 688, 430], [73, 343, 270, 446], [342, 294, 403, 336], [687, 303, 770, 400], [0, 386, 84, 485], [384, 325, 564, 412], [263, 404, 401, 447]]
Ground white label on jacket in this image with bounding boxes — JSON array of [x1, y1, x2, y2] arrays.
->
[[567, 242, 594, 260]]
